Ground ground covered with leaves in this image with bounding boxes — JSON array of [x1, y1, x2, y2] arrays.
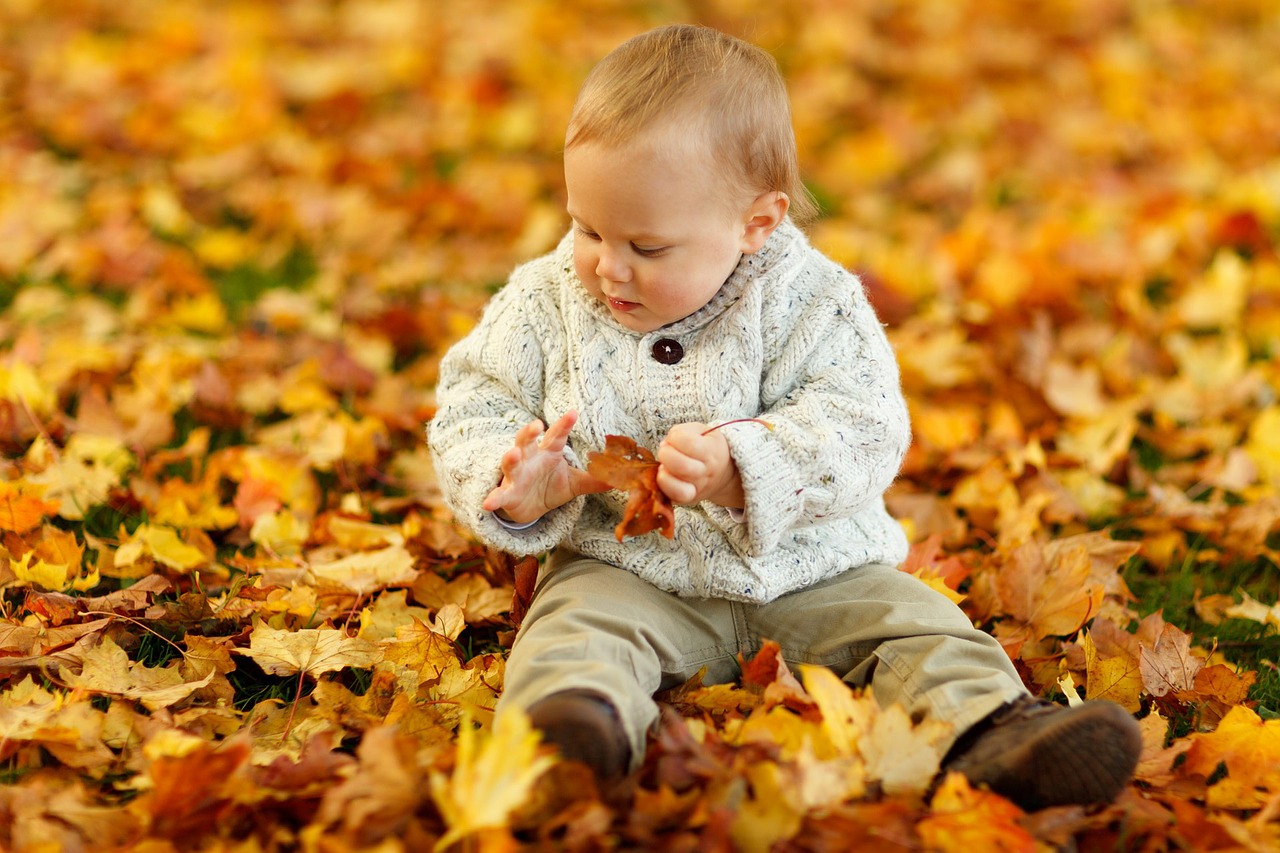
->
[[2, 0, 1279, 850]]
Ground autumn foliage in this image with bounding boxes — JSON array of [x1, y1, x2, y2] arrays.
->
[[1, 0, 1279, 850]]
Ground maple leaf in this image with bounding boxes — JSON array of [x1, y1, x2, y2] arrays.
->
[[141, 736, 252, 839], [312, 725, 426, 843], [731, 761, 805, 853], [429, 709, 556, 852], [586, 434, 675, 541], [60, 635, 216, 711], [411, 571, 513, 624], [306, 542, 417, 595], [236, 624, 382, 679], [113, 523, 210, 573], [0, 479, 59, 533], [739, 640, 816, 715], [919, 772, 1038, 853], [1223, 590, 1280, 629], [1080, 631, 1143, 713], [1183, 705, 1280, 809], [993, 539, 1105, 642], [6, 527, 99, 592], [1138, 621, 1203, 699], [356, 589, 434, 642]]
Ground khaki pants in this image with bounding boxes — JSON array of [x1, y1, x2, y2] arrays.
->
[[499, 549, 1028, 766]]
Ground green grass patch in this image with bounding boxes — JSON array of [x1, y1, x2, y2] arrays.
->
[[1124, 548, 1280, 717], [211, 245, 316, 321]]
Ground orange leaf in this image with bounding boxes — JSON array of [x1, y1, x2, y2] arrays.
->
[[995, 540, 1104, 640], [919, 772, 1037, 853], [1183, 705, 1280, 809], [586, 434, 675, 541], [0, 480, 59, 533]]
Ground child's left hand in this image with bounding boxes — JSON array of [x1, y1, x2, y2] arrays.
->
[[657, 423, 745, 508]]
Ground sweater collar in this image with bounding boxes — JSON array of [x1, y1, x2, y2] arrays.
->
[[558, 217, 807, 338]]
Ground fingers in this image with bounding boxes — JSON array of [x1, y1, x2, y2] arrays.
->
[[541, 410, 578, 452], [655, 467, 698, 504], [658, 423, 735, 505], [513, 418, 546, 450], [482, 483, 508, 512]]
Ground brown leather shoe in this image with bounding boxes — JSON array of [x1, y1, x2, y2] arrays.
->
[[943, 697, 1141, 811], [527, 690, 631, 782]]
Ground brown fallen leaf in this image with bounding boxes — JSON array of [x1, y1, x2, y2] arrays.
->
[[510, 555, 539, 630], [586, 434, 675, 541]]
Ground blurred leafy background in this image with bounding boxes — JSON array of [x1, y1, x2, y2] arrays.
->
[[2, 0, 1280, 850]]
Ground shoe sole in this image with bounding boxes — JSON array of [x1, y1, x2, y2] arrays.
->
[[960, 702, 1142, 810]]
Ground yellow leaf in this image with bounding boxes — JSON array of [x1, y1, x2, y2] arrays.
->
[[412, 572, 514, 624], [1054, 403, 1138, 475], [910, 402, 983, 453], [25, 434, 133, 520], [1184, 705, 1280, 809], [1177, 250, 1248, 330], [307, 543, 417, 595], [250, 510, 312, 555], [800, 664, 872, 757], [1056, 671, 1084, 707], [235, 624, 382, 678], [8, 527, 96, 591], [911, 568, 966, 606], [169, 292, 228, 334], [0, 360, 56, 416], [1081, 633, 1143, 713], [1244, 405, 1280, 489], [429, 709, 555, 852], [862, 704, 950, 796], [731, 761, 803, 853], [327, 515, 405, 549], [1043, 358, 1107, 418], [115, 523, 209, 572], [9, 550, 93, 593], [919, 773, 1038, 852], [193, 227, 253, 269], [61, 636, 215, 711], [1224, 591, 1280, 629], [357, 589, 433, 642]]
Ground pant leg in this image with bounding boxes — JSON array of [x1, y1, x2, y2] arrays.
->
[[498, 549, 739, 765], [746, 562, 1028, 749]]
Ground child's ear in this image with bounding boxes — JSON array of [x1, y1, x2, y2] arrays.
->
[[740, 191, 790, 253]]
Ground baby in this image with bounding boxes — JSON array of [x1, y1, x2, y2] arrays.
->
[[428, 24, 1140, 810]]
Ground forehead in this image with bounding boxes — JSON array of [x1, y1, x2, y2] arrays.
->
[[564, 128, 740, 225]]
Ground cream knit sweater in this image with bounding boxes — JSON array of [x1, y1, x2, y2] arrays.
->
[[427, 219, 911, 603]]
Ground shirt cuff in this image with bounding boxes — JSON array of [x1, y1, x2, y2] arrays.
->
[[492, 511, 540, 531]]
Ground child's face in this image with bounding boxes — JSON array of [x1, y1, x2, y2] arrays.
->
[[564, 128, 757, 334]]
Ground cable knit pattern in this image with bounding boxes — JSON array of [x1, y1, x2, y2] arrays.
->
[[427, 219, 911, 603]]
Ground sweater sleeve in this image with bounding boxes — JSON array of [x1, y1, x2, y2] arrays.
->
[[426, 276, 585, 555], [711, 264, 910, 558]]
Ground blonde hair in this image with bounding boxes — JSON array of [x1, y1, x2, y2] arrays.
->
[[566, 25, 819, 225]]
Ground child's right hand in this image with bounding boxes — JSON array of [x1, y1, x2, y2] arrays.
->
[[482, 410, 610, 525]]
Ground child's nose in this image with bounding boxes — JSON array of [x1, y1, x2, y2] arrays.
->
[[595, 246, 631, 283]]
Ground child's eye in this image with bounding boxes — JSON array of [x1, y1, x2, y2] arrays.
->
[[632, 244, 667, 258], [575, 226, 601, 241]]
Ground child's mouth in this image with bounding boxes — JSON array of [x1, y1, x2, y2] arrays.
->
[[608, 297, 640, 312]]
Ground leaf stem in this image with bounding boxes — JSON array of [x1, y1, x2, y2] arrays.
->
[[700, 418, 773, 436], [282, 668, 305, 744]]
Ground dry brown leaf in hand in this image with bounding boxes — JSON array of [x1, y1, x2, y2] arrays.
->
[[586, 434, 675, 541]]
